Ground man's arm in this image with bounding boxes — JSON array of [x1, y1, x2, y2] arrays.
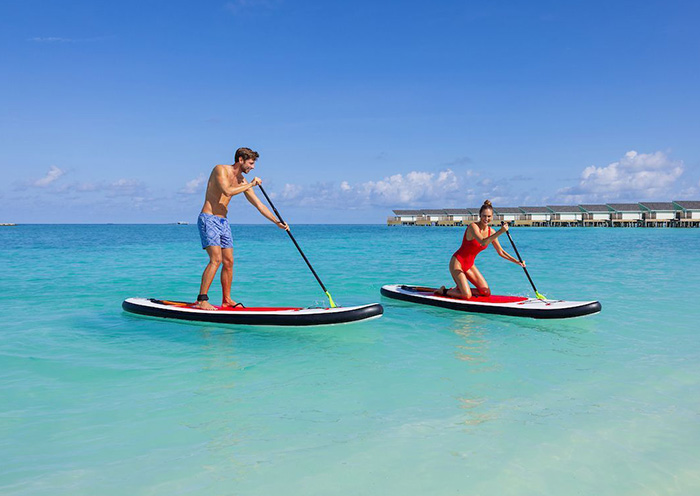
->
[[244, 188, 289, 229], [215, 166, 259, 197]]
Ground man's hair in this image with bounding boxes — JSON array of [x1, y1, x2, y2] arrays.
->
[[235, 147, 259, 163]]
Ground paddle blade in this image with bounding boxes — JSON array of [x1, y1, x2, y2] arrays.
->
[[535, 291, 547, 300], [325, 291, 338, 308]]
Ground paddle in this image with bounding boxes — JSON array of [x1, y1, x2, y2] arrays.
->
[[501, 222, 546, 300], [257, 184, 338, 308]]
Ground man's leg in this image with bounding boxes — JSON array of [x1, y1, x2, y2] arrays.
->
[[196, 246, 222, 310], [220, 248, 237, 307]]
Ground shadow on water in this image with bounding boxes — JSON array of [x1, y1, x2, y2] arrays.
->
[[93, 309, 385, 350], [382, 297, 602, 336]]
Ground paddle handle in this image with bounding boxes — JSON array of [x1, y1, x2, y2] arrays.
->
[[502, 223, 541, 297], [257, 184, 336, 306]]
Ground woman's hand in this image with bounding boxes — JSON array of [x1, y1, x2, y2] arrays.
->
[[517, 260, 526, 268], [500, 221, 509, 232], [277, 220, 289, 231]]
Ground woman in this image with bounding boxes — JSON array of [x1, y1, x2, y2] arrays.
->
[[438, 200, 525, 299]]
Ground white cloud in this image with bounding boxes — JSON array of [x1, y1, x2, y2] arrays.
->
[[74, 182, 99, 192], [678, 178, 700, 199], [276, 183, 303, 201], [34, 166, 66, 187], [558, 150, 684, 203], [51, 178, 148, 198], [180, 174, 206, 195], [355, 169, 460, 206], [28, 36, 107, 43], [29, 37, 74, 43], [106, 179, 147, 197], [268, 168, 521, 209]]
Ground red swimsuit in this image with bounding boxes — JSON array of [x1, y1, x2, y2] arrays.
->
[[453, 226, 491, 271]]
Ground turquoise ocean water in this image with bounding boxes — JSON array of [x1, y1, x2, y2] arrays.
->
[[2, 224, 699, 495]]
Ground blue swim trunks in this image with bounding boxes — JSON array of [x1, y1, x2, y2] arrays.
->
[[197, 213, 233, 249]]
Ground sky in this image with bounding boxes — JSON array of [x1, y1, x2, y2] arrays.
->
[[1, 0, 699, 223]]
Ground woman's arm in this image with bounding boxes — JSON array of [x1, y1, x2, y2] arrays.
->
[[470, 222, 508, 247], [493, 237, 526, 267]]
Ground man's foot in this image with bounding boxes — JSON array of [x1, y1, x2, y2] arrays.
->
[[195, 300, 217, 310], [221, 298, 239, 309]]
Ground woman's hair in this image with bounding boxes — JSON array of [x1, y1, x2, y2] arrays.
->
[[479, 199, 493, 215]]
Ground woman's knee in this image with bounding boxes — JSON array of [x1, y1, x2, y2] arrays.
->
[[477, 286, 491, 297]]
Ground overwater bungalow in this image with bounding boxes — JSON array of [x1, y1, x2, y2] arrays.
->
[[639, 202, 676, 227], [519, 206, 551, 226], [673, 201, 700, 227], [608, 203, 644, 227], [494, 207, 526, 225], [389, 209, 422, 225], [444, 208, 478, 226], [548, 205, 583, 227], [580, 204, 611, 227], [419, 209, 447, 226]]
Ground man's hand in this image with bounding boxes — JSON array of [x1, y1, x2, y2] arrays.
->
[[277, 221, 289, 231], [250, 177, 262, 187]]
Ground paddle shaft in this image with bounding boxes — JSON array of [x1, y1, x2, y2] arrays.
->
[[502, 224, 541, 296], [257, 184, 335, 304]]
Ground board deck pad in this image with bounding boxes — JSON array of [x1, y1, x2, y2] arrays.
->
[[151, 299, 302, 312], [380, 284, 601, 320]]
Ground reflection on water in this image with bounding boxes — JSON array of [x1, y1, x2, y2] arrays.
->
[[452, 322, 488, 365], [449, 319, 497, 427]]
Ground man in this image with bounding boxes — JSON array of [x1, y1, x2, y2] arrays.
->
[[195, 147, 288, 310]]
